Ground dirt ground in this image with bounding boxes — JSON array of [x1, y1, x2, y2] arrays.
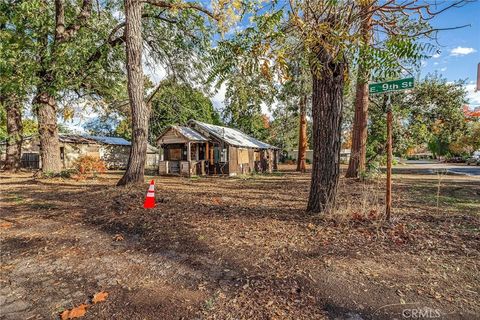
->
[[1, 165, 479, 319]]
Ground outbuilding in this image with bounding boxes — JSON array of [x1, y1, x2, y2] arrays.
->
[[0, 134, 159, 170], [156, 120, 279, 176]]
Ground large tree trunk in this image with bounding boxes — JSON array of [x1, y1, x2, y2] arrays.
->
[[34, 92, 62, 173], [296, 95, 308, 172], [346, 4, 372, 179], [307, 61, 345, 213], [345, 71, 369, 178], [117, 0, 148, 186], [3, 97, 23, 171]]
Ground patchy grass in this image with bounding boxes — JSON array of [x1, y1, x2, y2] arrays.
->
[[0, 168, 479, 319]]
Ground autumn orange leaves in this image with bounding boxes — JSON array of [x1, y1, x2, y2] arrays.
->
[[60, 291, 109, 319]]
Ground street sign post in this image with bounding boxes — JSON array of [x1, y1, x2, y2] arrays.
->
[[368, 77, 415, 221], [369, 77, 414, 94]]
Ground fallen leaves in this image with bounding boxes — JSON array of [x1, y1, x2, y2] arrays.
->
[[113, 234, 124, 241], [211, 197, 222, 205], [60, 291, 109, 319], [0, 221, 13, 228], [92, 291, 109, 304], [60, 303, 88, 319]]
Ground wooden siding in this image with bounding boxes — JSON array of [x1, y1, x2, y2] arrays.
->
[[228, 146, 237, 175], [158, 128, 188, 144], [248, 149, 255, 172]]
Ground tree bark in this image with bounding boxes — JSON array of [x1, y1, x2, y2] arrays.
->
[[296, 95, 308, 172], [345, 70, 369, 178], [34, 92, 62, 173], [3, 97, 23, 171], [307, 60, 345, 213], [346, 4, 372, 179], [117, 0, 149, 186]]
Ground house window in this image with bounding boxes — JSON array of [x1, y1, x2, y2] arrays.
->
[[60, 147, 65, 160]]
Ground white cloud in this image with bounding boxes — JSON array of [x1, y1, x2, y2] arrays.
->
[[433, 62, 439, 65], [440, 67, 447, 72], [432, 53, 441, 58], [450, 46, 477, 56], [465, 84, 480, 106]]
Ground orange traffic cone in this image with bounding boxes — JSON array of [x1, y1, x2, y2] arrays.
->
[[143, 180, 156, 209]]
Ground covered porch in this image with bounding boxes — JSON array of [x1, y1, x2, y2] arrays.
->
[[157, 126, 210, 176]]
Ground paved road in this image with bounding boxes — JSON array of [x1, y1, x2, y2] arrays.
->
[[391, 160, 480, 177]]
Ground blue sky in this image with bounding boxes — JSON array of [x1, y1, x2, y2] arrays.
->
[[421, 0, 479, 106]]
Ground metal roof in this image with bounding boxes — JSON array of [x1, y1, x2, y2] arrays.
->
[[1, 134, 158, 152], [58, 135, 98, 144], [173, 126, 208, 141], [85, 135, 131, 146], [56, 135, 131, 145], [189, 120, 278, 149]]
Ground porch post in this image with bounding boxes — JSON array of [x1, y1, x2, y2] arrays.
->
[[187, 142, 191, 176]]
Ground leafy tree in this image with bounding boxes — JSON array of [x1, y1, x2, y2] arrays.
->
[[267, 100, 300, 154], [278, 53, 312, 172], [367, 75, 468, 164], [118, 0, 252, 186], [0, 1, 37, 170], [450, 122, 480, 156], [222, 75, 274, 141], [283, 0, 472, 212], [149, 78, 221, 142], [405, 75, 466, 157], [1, 0, 127, 173]]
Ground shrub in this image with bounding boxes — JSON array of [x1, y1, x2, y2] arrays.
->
[[73, 155, 106, 179]]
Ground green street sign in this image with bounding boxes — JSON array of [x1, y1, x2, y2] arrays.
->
[[369, 77, 414, 94]]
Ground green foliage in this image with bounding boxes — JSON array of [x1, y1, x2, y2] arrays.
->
[[114, 119, 132, 141], [449, 121, 480, 156], [1, 0, 127, 119], [222, 76, 272, 140], [268, 103, 299, 151], [367, 74, 468, 164], [22, 119, 38, 136], [148, 78, 221, 142], [0, 101, 37, 140], [0, 105, 6, 141]]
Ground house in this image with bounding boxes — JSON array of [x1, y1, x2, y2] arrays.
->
[[0, 134, 159, 170], [156, 120, 279, 176]]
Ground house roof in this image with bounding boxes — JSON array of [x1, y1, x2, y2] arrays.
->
[[189, 120, 278, 149], [84, 135, 131, 146], [172, 126, 208, 141], [79, 135, 158, 152], [56, 135, 131, 145], [0, 134, 159, 153]]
